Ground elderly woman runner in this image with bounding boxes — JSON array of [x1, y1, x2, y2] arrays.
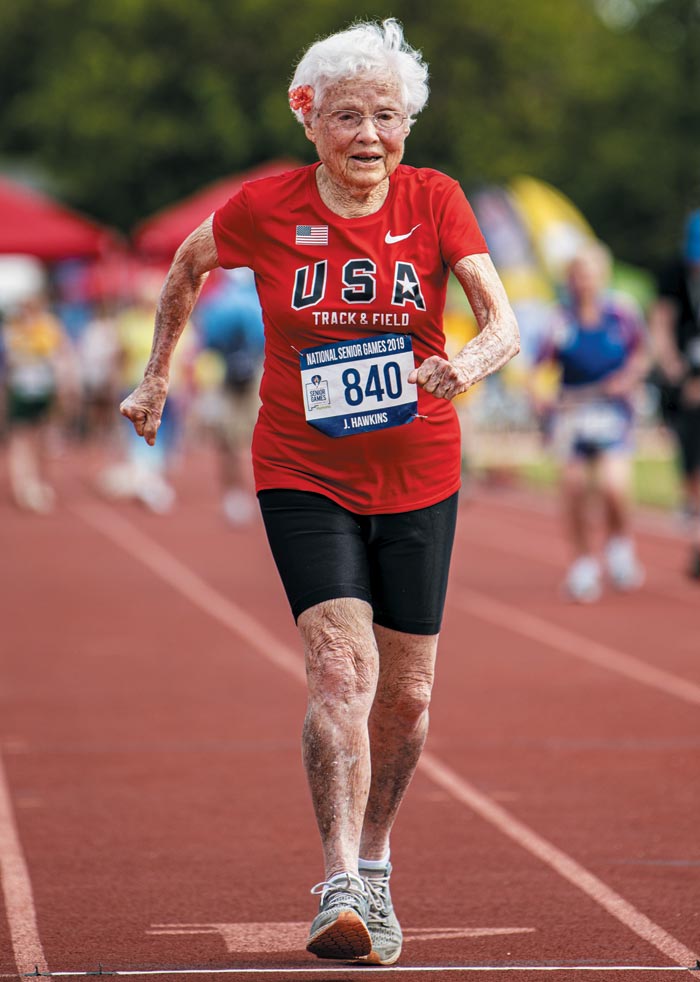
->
[[121, 19, 519, 967]]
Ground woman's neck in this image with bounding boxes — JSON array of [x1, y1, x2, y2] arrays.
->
[[315, 165, 390, 218], [576, 297, 602, 326]]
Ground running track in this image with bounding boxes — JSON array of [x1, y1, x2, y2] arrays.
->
[[1, 445, 698, 981]]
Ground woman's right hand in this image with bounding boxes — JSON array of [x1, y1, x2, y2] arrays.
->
[[119, 374, 169, 446], [681, 376, 700, 409]]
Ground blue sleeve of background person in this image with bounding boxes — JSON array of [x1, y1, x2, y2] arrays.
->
[[198, 288, 265, 355], [235, 291, 265, 354]]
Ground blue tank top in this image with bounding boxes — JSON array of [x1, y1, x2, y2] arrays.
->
[[546, 302, 639, 388]]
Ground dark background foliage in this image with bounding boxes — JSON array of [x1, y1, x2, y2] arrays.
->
[[1, 0, 698, 272]]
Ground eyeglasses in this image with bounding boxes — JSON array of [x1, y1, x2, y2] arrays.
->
[[319, 110, 408, 133]]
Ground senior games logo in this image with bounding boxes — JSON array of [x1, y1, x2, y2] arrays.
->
[[305, 373, 330, 411]]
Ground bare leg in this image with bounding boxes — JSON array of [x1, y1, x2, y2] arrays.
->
[[360, 625, 438, 861], [218, 387, 257, 525], [298, 597, 379, 880], [8, 428, 35, 503], [219, 441, 246, 492], [595, 451, 644, 588], [596, 452, 633, 538], [8, 425, 54, 513], [561, 458, 592, 557]]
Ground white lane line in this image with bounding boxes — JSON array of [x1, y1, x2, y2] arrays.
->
[[76, 505, 305, 688], [75, 502, 699, 970], [0, 752, 51, 977], [451, 586, 700, 707], [419, 751, 698, 969], [8, 965, 697, 976], [145, 921, 535, 952]]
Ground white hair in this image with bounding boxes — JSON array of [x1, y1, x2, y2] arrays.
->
[[288, 18, 429, 124], [567, 240, 612, 282]]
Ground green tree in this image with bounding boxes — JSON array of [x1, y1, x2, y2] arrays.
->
[[0, 0, 697, 270]]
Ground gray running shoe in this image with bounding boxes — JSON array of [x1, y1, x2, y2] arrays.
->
[[360, 861, 403, 965], [306, 873, 371, 960]]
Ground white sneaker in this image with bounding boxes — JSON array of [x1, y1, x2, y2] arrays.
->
[[97, 463, 137, 500], [563, 556, 602, 603], [15, 480, 55, 514], [605, 537, 644, 591], [137, 476, 176, 514], [222, 489, 255, 526]]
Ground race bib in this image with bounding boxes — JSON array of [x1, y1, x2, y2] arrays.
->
[[574, 403, 627, 442], [299, 333, 418, 438], [553, 400, 628, 456]]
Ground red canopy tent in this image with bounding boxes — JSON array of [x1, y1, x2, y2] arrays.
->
[[0, 176, 116, 260], [133, 158, 300, 261]]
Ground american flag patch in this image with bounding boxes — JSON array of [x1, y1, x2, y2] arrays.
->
[[296, 225, 328, 245]]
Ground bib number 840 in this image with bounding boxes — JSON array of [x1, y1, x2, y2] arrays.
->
[[342, 362, 403, 407]]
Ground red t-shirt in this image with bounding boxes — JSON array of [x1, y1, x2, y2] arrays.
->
[[212, 162, 487, 514]]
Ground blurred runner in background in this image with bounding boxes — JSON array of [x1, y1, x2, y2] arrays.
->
[[76, 301, 122, 442], [100, 280, 195, 513], [531, 241, 649, 602], [1, 294, 77, 513], [649, 208, 700, 580], [194, 268, 264, 525], [74, 298, 124, 488]]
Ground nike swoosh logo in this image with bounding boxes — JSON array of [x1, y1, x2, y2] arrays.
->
[[385, 224, 421, 244]]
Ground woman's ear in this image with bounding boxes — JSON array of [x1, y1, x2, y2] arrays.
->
[[303, 115, 318, 145]]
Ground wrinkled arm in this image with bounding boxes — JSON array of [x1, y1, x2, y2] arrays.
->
[[408, 253, 520, 400], [120, 215, 220, 444]]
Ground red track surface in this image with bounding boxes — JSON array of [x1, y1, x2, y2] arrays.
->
[[1, 444, 698, 981]]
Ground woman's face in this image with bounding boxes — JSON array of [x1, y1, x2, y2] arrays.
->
[[567, 252, 607, 303], [304, 73, 410, 191]]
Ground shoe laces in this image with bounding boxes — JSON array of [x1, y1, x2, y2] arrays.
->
[[363, 873, 391, 922], [310, 872, 367, 909]]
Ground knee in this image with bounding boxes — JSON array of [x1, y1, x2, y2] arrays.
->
[[303, 613, 377, 710], [562, 467, 587, 497], [375, 670, 434, 724], [601, 481, 628, 507]]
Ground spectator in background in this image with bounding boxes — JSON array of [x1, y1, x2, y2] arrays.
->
[[76, 302, 122, 442], [99, 280, 194, 513], [0, 309, 6, 431], [195, 268, 264, 525], [531, 241, 649, 602], [1, 294, 77, 513], [649, 208, 700, 580]]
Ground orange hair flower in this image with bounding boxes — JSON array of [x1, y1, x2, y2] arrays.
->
[[289, 85, 314, 115]]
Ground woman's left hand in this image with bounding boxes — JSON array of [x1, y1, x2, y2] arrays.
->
[[408, 356, 471, 401], [599, 372, 634, 398]]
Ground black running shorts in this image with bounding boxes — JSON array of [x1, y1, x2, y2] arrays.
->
[[670, 406, 700, 477], [258, 489, 459, 635]]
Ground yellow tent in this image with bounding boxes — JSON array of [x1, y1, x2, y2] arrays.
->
[[508, 176, 596, 284]]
